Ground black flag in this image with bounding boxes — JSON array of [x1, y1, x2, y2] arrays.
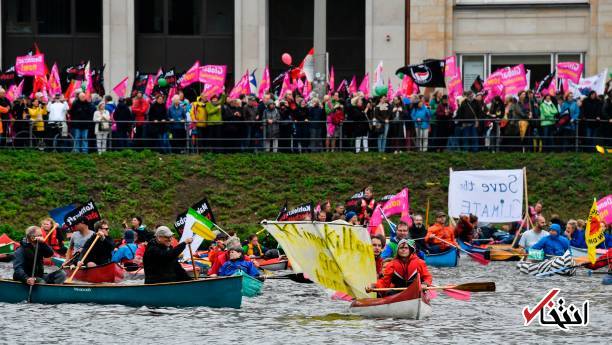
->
[[395, 59, 446, 87], [277, 202, 314, 221], [470, 75, 484, 93], [174, 197, 216, 232], [64, 200, 101, 229], [535, 70, 556, 95]]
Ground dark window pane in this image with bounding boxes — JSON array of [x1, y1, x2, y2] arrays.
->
[[36, 0, 71, 34], [169, 0, 201, 35], [76, 0, 101, 33], [205, 0, 233, 34], [137, 0, 164, 33], [4, 0, 32, 33]]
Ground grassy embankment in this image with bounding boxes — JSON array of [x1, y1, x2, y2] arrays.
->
[[0, 151, 609, 241]]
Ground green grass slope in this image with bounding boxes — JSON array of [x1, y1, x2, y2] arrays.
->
[[0, 151, 609, 240]]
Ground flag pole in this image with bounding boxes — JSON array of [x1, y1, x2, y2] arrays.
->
[[188, 239, 198, 280], [212, 222, 230, 237]]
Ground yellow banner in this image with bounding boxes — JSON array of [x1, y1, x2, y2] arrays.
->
[[586, 199, 605, 264], [262, 221, 376, 299]]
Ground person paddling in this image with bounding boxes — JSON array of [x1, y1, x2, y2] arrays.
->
[[65, 218, 94, 263], [78, 220, 115, 268], [218, 246, 260, 278], [530, 223, 570, 256], [208, 236, 252, 276], [143, 226, 194, 284], [242, 234, 267, 258], [518, 216, 549, 251], [371, 239, 432, 294], [13, 226, 66, 285], [426, 212, 456, 253], [112, 230, 138, 267], [409, 214, 429, 253]]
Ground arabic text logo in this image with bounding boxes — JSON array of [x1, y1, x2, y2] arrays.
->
[[522, 289, 589, 331]]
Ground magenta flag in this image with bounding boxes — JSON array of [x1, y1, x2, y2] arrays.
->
[[279, 73, 291, 98], [199, 65, 227, 98], [387, 78, 394, 98], [297, 78, 304, 94], [484, 69, 505, 103], [258, 66, 270, 99], [229, 70, 249, 99], [15, 79, 24, 98], [47, 63, 62, 97], [180, 61, 201, 88], [6, 84, 17, 103], [501, 64, 527, 96], [15, 54, 45, 76], [557, 62, 583, 84], [112, 77, 129, 98], [444, 56, 459, 79], [349, 76, 357, 94], [368, 188, 412, 234], [597, 195, 612, 225], [358, 73, 370, 98], [166, 87, 176, 109], [329, 66, 335, 93], [303, 80, 312, 99]]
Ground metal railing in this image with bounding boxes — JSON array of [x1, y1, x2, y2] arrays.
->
[[0, 118, 609, 153]]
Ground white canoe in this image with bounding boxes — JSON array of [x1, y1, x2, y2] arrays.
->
[[348, 277, 432, 319], [570, 246, 606, 257]]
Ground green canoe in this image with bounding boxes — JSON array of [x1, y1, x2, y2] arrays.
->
[[0, 243, 14, 254], [236, 271, 264, 297], [0, 276, 243, 308]]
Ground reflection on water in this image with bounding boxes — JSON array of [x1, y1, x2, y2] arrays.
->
[[0, 261, 610, 344]]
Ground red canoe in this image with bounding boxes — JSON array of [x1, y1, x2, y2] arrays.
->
[[64, 262, 125, 283], [254, 257, 289, 271]]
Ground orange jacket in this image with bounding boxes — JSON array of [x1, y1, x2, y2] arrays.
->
[[426, 223, 456, 251], [375, 255, 432, 287]]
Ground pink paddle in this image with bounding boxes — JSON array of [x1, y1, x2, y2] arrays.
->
[[442, 288, 471, 301]]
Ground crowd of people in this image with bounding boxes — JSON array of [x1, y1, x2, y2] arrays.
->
[[1, 82, 611, 154]]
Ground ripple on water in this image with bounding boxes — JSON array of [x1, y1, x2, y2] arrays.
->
[[0, 261, 610, 345]]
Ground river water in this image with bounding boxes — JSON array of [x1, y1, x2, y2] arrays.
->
[[0, 261, 609, 345]]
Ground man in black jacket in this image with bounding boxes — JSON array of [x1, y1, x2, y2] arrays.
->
[[113, 98, 134, 149], [13, 226, 66, 285], [409, 214, 430, 253], [456, 91, 483, 152], [70, 92, 94, 153], [143, 226, 193, 284], [78, 220, 115, 267]]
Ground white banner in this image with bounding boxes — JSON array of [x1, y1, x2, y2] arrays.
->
[[448, 169, 524, 223], [568, 68, 608, 98]]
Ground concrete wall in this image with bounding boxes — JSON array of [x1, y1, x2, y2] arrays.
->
[[590, 0, 612, 74], [234, 0, 268, 80], [102, 0, 135, 94], [410, 0, 449, 63], [365, 0, 406, 77]]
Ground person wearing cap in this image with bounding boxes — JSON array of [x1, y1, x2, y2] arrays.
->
[[112, 230, 138, 264], [371, 239, 432, 292], [218, 246, 260, 278], [208, 236, 252, 277], [66, 218, 94, 262], [345, 211, 358, 225], [530, 223, 570, 256], [78, 220, 115, 267], [426, 212, 456, 253], [143, 226, 193, 284], [13, 226, 66, 286]]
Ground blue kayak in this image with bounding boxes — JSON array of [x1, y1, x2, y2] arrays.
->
[[424, 247, 459, 267], [603, 274, 612, 285], [458, 240, 491, 259], [0, 276, 243, 308]]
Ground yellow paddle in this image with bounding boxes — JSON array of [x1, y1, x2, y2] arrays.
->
[[66, 234, 100, 283]]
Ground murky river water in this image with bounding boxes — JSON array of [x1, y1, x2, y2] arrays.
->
[[0, 261, 609, 345]]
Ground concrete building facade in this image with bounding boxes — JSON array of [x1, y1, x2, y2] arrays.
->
[[1, 0, 610, 92]]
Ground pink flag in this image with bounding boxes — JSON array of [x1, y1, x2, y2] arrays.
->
[[199, 65, 227, 97], [329, 66, 335, 93], [597, 195, 612, 225], [557, 62, 583, 84], [444, 56, 459, 79], [166, 87, 176, 109], [229, 70, 249, 99], [358, 73, 370, 98], [500, 64, 527, 96], [279, 73, 291, 98], [15, 79, 24, 98], [447, 74, 463, 112], [368, 188, 411, 234], [336, 79, 347, 94], [15, 54, 45, 76], [258, 66, 270, 98], [348, 76, 357, 94], [297, 78, 304, 94], [6, 84, 17, 103], [387, 78, 394, 98], [484, 69, 505, 103], [84, 61, 93, 93], [112, 77, 129, 98], [47, 63, 62, 97], [180, 61, 201, 88], [303, 80, 312, 99]]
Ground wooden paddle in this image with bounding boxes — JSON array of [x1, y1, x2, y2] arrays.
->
[[188, 243, 198, 280], [433, 236, 490, 265], [368, 282, 496, 293], [65, 234, 100, 283], [27, 237, 41, 303]]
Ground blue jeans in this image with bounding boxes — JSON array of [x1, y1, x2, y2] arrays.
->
[[377, 123, 389, 152], [72, 128, 89, 153], [542, 126, 554, 151], [448, 125, 462, 151], [461, 125, 478, 152]]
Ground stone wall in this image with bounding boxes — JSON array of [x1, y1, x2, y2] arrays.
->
[[365, 0, 406, 76], [102, 0, 135, 93]]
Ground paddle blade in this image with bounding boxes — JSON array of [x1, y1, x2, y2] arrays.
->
[[467, 252, 490, 266], [443, 288, 471, 301], [453, 282, 496, 292], [425, 289, 438, 300]]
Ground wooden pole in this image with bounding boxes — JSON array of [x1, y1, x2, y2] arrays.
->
[[188, 242, 198, 280], [66, 234, 100, 283], [27, 239, 40, 303], [425, 198, 430, 228]]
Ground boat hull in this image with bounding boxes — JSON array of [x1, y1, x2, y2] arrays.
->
[[424, 247, 458, 267], [64, 262, 125, 283], [487, 244, 523, 261], [255, 258, 289, 271], [238, 271, 264, 297], [458, 240, 491, 259], [349, 278, 431, 319], [0, 276, 243, 308]]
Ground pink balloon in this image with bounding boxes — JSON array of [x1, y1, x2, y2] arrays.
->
[[281, 53, 292, 66]]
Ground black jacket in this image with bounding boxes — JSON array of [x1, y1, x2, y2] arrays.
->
[[13, 239, 54, 283], [147, 102, 168, 135], [347, 104, 370, 137], [70, 100, 94, 130], [80, 234, 115, 266], [113, 102, 134, 133], [456, 99, 482, 125], [143, 239, 190, 284], [409, 224, 429, 253]]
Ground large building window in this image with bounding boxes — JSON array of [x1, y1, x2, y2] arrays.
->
[[2, 0, 102, 68], [135, 0, 235, 87]]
